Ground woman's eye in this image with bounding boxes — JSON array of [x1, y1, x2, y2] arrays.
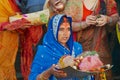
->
[[67, 28, 70, 31], [59, 28, 64, 31]]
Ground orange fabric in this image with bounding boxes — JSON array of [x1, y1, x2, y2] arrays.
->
[[0, 31, 18, 80], [0, 0, 20, 80], [0, 0, 19, 23], [8, 0, 20, 12]]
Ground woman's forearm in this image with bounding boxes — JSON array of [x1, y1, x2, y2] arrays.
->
[[72, 21, 88, 32], [107, 13, 119, 26]]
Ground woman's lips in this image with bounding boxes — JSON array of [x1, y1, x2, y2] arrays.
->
[[63, 37, 69, 40]]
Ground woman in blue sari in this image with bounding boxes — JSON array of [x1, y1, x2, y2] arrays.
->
[[28, 14, 83, 80]]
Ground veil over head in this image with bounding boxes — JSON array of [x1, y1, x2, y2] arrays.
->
[[43, 14, 73, 54]]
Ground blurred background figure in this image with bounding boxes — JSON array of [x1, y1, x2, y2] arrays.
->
[[15, 0, 47, 80]]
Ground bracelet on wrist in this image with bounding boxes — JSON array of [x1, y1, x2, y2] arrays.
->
[[107, 16, 112, 24]]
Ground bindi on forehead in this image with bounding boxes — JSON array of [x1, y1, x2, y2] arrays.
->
[[63, 17, 67, 22], [60, 22, 70, 28]]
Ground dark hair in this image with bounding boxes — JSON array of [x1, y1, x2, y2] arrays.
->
[[60, 16, 71, 25]]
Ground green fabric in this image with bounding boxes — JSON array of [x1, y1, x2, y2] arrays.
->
[[116, 24, 120, 43]]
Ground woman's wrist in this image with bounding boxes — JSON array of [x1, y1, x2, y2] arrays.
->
[[72, 21, 88, 31], [37, 69, 51, 80], [106, 14, 119, 26], [80, 21, 89, 29], [107, 16, 113, 24]]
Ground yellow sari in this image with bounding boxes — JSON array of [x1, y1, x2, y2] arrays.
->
[[0, 0, 19, 79]]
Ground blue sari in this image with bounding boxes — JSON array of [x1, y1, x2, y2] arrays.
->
[[29, 14, 83, 80]]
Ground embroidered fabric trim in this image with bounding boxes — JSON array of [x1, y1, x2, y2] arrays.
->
[[52, 14, 64, 40]]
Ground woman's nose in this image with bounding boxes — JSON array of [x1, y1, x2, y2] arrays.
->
[[63, 30, 68, 36]]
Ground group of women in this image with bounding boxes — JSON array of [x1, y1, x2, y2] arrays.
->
[[29, 0, 120, 80]]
